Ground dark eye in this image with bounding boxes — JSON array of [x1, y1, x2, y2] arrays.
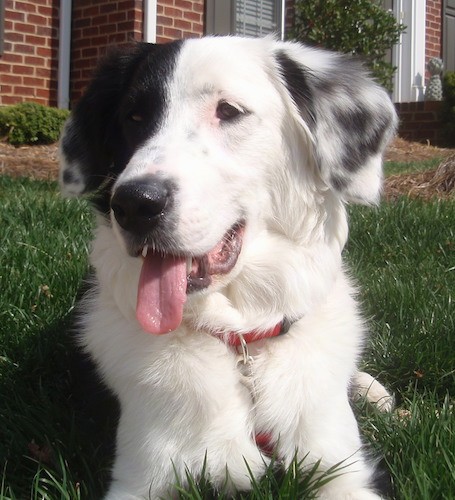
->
[[216, 101, 246, 121], [128, 113, 144, 123]]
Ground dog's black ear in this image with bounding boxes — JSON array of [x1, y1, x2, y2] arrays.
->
[[60, 41, 183, 197], [59, 43, 155, 196], [275, 42, 397, 204]]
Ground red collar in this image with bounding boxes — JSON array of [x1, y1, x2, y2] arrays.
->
[[226, 322, 284, 346], [223, 318, 292, 347]]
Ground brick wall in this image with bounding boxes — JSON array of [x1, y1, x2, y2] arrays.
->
[[70, 0, 143, 103], [0, 0, 59, 107], [156, 0, 204, 43], [396, 101, 445, 146], [425, 0, 442, 80]]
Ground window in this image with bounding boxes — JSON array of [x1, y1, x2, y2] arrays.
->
[[235, 0, 281, 37], [205, 0, 284, 38]]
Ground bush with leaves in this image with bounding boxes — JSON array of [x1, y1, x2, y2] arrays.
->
[[291, 0, 405, 92], [0, 102, 70, 146], [442, 71, 455, 146]]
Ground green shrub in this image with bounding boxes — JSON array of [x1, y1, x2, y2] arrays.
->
[[442, 71, 455, 145], [291, 0, 406, 92], [0, 102, 70, 146]]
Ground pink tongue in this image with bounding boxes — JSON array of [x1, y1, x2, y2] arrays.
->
[[136, 252, 187, 334]]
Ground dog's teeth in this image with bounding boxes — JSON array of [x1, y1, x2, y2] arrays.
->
[[142, 246, 148, 258], [186, 256, 192, 274]]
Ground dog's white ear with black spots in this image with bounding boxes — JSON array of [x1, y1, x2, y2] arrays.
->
[[274, 41, 397, 204]]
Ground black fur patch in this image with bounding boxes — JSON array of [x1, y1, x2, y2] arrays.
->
[[62, 40, 183, 209], [275, 50, 315, 124]]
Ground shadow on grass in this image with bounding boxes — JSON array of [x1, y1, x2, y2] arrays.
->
[[0, 313, 118, 498]]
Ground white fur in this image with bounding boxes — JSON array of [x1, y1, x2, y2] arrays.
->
[[62, 37, 396, 499]]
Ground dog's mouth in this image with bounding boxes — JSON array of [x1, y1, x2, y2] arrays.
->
[[136, 222, 245, 335]]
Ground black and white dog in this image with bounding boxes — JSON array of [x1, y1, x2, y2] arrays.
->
[[60, 36, 396, 499]]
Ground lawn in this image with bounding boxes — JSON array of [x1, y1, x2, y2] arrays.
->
[[0, 168, 454, 499]]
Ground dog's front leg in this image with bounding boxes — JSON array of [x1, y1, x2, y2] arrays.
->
[[103, 333, 267, 499], [252, 331, 381, 499]]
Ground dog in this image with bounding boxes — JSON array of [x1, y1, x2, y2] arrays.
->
[[60, 36, 396, 499]]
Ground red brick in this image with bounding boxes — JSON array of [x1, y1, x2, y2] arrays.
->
[[164, 7, 183, 18], [6, 32, 25, 42], [24, 55, 46, 66], [35, 24, 50, 37], [99, 24, 118, 35], [23, 35, 47, 46], [74, 17, 91, 29], [83, 27, 100, 37], [27, 13, 50, 26], [12, 64, 34, 75], [82, 6, 100, 17], [14, 1, 37, 13], [100, 3, 117, 14], [108, 12, 127, 23], [192, 2, 204, 13], [36, 46, 52, 57], [14, 22, 36, 34], [6, 11, 25, 23], [2, 95, 23, 105], [163, 27, 183, 38], [93, 15, 109, 25], [175, 0, 192, 10], [23, 76, 46, 87], [36, 5, 54, 17], [1, 74, 22, 84], [182, 31, 200, 38], [108, 33, 129, 43], [35, 66, 52, 77], [158, 15, 173, 27], [13, 86, 36, 96], [35, 88, 51, 99], [174, 19, 192, 30], [185, 11, 202, 22], [81, 47, 98, 58], [12, 43, 35, 55], [117, 21, 134, 31], [3, 53, 24, 63]]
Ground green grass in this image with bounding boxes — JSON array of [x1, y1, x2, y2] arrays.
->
[[345, 198, 455, 499], [1, 170, 454, 498], [384, 157, 443, 176], [0, 176, 110, 499]]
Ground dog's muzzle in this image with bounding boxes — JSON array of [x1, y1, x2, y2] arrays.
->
[[110, 176, 245, 336]]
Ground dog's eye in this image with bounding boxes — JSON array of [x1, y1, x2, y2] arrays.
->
[[128, 113, 144, 123], [216, 101, 246, 122]]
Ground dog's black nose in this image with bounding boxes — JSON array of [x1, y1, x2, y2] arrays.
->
[[111, 177, 171, 234]]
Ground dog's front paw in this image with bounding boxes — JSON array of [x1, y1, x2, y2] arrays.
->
[[207, 439, 269, 493], [317, 488, 382, 500]]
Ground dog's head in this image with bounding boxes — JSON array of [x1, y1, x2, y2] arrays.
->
[[60, 37, 396, 334]]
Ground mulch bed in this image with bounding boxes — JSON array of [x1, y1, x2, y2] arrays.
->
[[385, 156, 455, 201], [0, 141, 59, 181], [1, 137, 454, 200]]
